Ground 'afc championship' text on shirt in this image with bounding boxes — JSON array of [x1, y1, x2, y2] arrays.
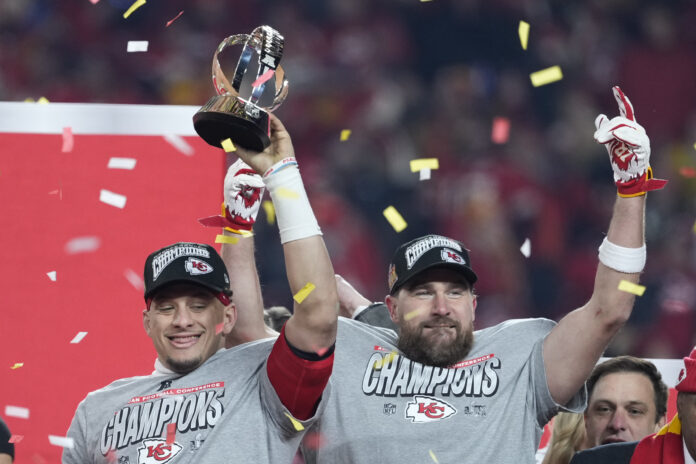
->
[[100, 382, 225, 456], [362, 351, 501, 397]]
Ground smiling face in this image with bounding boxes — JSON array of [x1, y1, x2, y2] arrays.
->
[[584, 372, 662, 447], [143, 283, 236, 374], [386, 267, 476, 367]]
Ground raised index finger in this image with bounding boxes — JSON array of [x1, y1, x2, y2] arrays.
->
[[612, 86, 635, 122]]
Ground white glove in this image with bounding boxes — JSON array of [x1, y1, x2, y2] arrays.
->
[[593, 86, 667, 197], [198, 158, 265, 232]]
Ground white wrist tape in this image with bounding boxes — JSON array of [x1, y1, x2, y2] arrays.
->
[[598, 237, 646, 273], [263, 160, 321, 244]]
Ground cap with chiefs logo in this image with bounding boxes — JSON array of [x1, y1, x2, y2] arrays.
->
[[676, 346, 696, 393], [388, 234, 477, 294], [143, 242, 231, 308]]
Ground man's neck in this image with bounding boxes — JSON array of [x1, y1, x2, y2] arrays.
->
[[683, 436, 696, 464]]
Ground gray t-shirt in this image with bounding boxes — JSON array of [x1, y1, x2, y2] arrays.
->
[[64, 337, 324, 464], [303, 317, 586, 463]]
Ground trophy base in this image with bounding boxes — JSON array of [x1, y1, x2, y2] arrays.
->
[[193, 95, 270, 152]]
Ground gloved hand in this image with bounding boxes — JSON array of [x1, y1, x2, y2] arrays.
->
[[198, 158, 266, 232], [593, 86, 668, 197]]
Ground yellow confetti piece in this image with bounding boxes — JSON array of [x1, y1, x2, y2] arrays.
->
[[383, 206, 407, 233], [123, 0, 146, 18], [221, 138, 236, 152], [404, 309, 422, 321], [37, 96, 50, 104], [285, 412, 305, 431], [276, 187, 300, 199], [693, 142, 696, 151], [530, 66, 563, 87], [215, 234, 239, 244], [409, 158, 439, 172], [373, 351, 398, 370], [617, 280, 646, 297], [693, 220, 696, 234], [24, 98, 34, 103], [10, 363, 23, 370], [518, 21, 530, 50], [262, 200, 275, 225], [429, 449, 440, 463], [340, 129, 351, 141], [293, 282, 316, 304]]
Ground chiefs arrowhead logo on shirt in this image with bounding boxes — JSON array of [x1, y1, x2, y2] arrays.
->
[[405, 395, 457, 423], [137, 438, 182, 464]]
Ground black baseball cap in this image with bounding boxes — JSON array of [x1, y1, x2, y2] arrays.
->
[[143, 242, 231, 306], [388, 234, 478, 294]]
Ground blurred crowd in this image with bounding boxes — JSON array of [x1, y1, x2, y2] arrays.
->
[[1, 0, 695, 358]]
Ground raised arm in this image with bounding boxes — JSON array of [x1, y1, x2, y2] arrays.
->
[[543, 86, 668, 405]]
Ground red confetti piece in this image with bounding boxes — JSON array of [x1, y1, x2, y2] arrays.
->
[[679, 166, 696, 178], [106, 450, 117, 462], [166, 10, 183, 27], [166, 423, 176, 444], [9, 435, 23, 444], [252, 69, 275, 88], [89, 0, 100, 3], [215, 322, 224, 335], [303, 432, 325, 450], [61, 127, 74, 152], [491, 117, 510, 144]]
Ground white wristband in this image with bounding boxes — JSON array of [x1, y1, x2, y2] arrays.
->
[[263, 161, 321, 244], [598, 237, 646, 273]]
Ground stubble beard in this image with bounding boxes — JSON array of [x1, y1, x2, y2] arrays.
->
[[166, 355, 203, 374], [397, 316, 474, 368]]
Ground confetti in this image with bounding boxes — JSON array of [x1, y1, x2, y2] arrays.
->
[[419, 168, 431, 181], [124, 268, 144, 291], [108, 157, 137, 170], [252, 69, 275, 88], [127, 41, 149, 53], [340, 129, 351, 141], [37, 97, 50, 104], [215, 322, 224, 335], [163, 134, 194, 156], [409, 158, 439, 172], [276, 187, 299, 199], [89, 0, 100, 4], [373, 351, 398, 370], [520, 238, 531, 258], [215, 234, 239, 244], [166, 423, 176, 444], [48, 435, 74, 449], [10, 363, 23, 369], [693, 142, 696, 151], [693, 220, 696, 234], [491, 117, 510, 144], [70, 331, 88, 344], [429, 449, 440, 463], [65, 236, 101, 254], [166, 10, 183, 27], [5, 405, 29, 419], [106, 450, 117, 463], [383, 206, 407, 233], [46, 271, 57, 281], [530, 66, 563, 87], [221, 138, 236, 153], [262, 200, 275, 225], [62, 127, 74, 153], [99, 189, 127, 209], [123, 0, 146, 19], [24, 98, 35, 103], [404, 309, 422, 321], [8, 435, 23, 444], [284, 412, 305, 431], [293, 282, 316, 304], [518, 21, 530, 50], [617, 280, 646, 296], [679, 166, 696, 178]]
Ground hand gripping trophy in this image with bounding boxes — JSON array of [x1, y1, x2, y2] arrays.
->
[[193, 25, 288, 151]]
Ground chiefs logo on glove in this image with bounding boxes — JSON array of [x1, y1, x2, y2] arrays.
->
[[198, 158, 265, 233], [594, 86, 667, 197]]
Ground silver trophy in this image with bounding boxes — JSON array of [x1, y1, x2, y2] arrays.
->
[[193, 25, 288, 151]]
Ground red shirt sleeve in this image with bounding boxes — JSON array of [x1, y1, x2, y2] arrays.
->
[[266, 325, 334, 420]]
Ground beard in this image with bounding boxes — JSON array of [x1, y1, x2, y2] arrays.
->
[[166, 355, 203, 374], [397, 316, 474, 368]]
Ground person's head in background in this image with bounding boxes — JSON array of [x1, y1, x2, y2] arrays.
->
[[584, 356, 668, 448], [542, 412, 586, 464]]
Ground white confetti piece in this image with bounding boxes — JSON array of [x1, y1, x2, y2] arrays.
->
[[124, 268, 144, 291], [107, 157, 137, 170], [64, 236, 101, 254], [163, 134, 194, 156], [100, 189, 127, 209], [5, 405, 29, 419], [520, 238, 531, 258], [127, 41, 149, 52], [70, 332, 88, 344], [48, 435, 74, 449], [419, 168, 431, 181], [47, 271, 57, 281]]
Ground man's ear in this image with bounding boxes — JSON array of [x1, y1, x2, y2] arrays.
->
[[472, 295, 477, 321], [656, 413, 667, 430], [221, 303, 237, 336], [143, 309, 151, 335], [385, 294, 399, 323]]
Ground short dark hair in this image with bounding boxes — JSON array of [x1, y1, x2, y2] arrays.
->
[[586, 356, 668, 422]]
